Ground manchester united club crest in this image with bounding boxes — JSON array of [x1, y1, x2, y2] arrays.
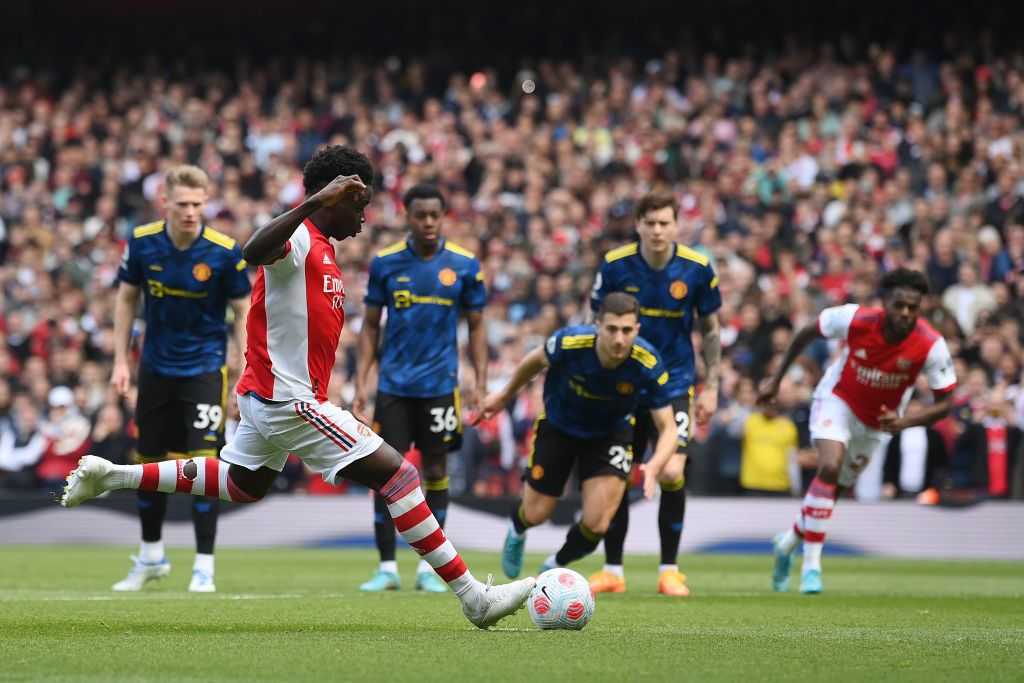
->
[[438, 268, 457, 286], [616, 382, 634, 395], [531, 465, 545, 480], [192, 262, 212, 282], [669, 280, 688, 299]]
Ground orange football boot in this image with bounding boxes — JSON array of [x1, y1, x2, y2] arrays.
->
[[657, 569, 691, 596], [588, 570, 626, 593]]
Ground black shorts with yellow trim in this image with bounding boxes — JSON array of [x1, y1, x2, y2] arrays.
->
[[524, 415, 634, 497], [373, 390, 463, 455], [135, 365, 228, 462], [632, 387, 695, 460]]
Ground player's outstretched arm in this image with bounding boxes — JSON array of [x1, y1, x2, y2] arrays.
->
[[757, 322, 823, 405], [640, 404, 680, 500], [243, 174, 365, 264], [474, 347, 549, 424], [111, 282, 141, 397]]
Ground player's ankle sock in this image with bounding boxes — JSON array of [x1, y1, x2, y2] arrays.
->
[[659, 564, 679, 574], [191, 496, 218, 555], [194, 553, 214, 575], [658, 478, 686, 566], [602, 494, 629, 565], [508, 503, 534, 538], [379, 560, 399, 574], [799, 476, 837, 550], [803, 543, 823, 572], [373, 491, 397, 562], [424, 475, 450, 528], [554, 522, 603, 566], [379, 459, 475, 597], [139, 540, 165, 563], [602, 564, 624, 578], [137, 489, 167, 543], [777, 527, 802, 555], [123, 459, 260, 503]]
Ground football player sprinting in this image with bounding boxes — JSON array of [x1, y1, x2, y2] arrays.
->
[[589, 193, 722, 597], [62, 146, 533, 629], [758, 268, 956, 594], [477, 293, 679, 578]]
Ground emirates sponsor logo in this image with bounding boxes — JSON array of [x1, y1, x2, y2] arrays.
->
[[850, 360, 908, 390], [323, 275, 345, 310]]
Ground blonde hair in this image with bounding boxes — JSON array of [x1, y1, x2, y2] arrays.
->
[[164, 165, 209, 192]]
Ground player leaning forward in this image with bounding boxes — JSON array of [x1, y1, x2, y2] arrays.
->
[[758, 268, 956, 594], [479, 292, 680, 577], [62, 145, 534, 628]]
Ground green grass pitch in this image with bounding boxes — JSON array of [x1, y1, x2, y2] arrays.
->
[[1, 547, 1022, 682]]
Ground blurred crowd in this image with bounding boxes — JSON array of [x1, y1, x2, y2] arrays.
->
[[1, 36, 1023, 501]]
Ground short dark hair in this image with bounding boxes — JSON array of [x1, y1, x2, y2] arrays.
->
[[302, 145, 374, 196], [880, 268, 930, 297], [597, 292, 640, 319], [635, 192, 679, 221], [403, 184, 447, 211]]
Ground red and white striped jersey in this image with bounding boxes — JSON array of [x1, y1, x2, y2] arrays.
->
[[237, 219, 345, 403], [814, 304, 957, 429]]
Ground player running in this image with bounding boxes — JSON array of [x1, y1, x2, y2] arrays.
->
[[62, 145, 533, 629], [353, 184, 487, 594], [758, 268, 956, 594], [477, 293, 680, 578], [110, 164, 251, 593], [588, 193, 722, 597]]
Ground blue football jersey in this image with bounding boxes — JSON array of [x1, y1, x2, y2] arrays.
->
[[591, 243, 721, 399], [118, 222, 251, 377], [542, 325, 671, 439], [365, 237, 487, 397]]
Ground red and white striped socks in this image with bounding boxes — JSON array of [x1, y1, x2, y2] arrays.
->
[[379, 459, 476, 597], [117, 458, 259, 503], [779, 476, 837, 571]]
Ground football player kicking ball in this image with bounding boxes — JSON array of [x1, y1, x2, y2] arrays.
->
[[476, 293, 680, 578], [61, 146, 533, 629], [757, 268, 956, 594]]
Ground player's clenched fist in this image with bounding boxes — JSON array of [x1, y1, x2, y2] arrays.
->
[[312, 174, 365, 207]]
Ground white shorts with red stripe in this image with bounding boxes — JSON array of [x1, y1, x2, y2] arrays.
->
[[809, 392, 892, 488], [221, 393, 384, 484]]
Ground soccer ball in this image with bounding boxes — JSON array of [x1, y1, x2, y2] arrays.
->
[[527, 568, 595, 630]]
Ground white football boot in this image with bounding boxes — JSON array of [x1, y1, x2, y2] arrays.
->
[[112, 555, 172, 591], [188, 569, 217, 593], [61, 455, 118, 508], [461, 575, 535, 629]]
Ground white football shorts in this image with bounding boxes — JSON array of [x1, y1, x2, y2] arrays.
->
[[809, 392, 892, 488], [221, 393, 384, 484]]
